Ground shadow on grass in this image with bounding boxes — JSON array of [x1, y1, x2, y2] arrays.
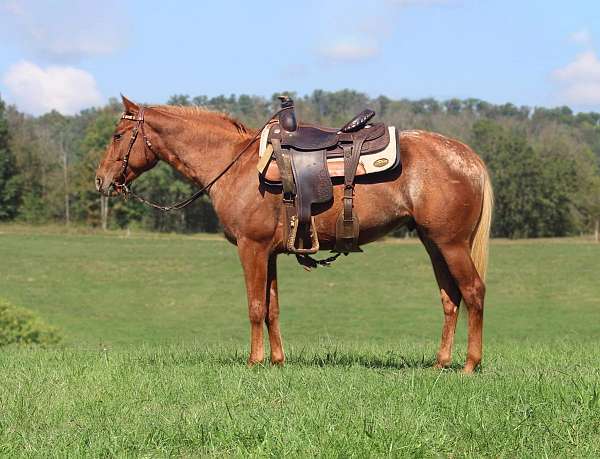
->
[[286, 349, 464, 371], [215, 349, 458, 371], [125, 346, 467, 371]]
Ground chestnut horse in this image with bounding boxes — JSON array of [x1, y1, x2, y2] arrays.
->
[[96, 97, 493, 373]]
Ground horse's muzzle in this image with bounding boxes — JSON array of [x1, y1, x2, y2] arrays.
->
[[95, 176, 118, 196]]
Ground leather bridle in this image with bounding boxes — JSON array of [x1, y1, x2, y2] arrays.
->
[[113, 107, 150, 191]]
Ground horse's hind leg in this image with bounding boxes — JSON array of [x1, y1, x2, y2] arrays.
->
[[266, 254, 285, 365], [420, 234, 462, 368], [437, 242, 486, 373]]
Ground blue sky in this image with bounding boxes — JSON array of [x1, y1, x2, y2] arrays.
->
[[1, 0, 600, 115]]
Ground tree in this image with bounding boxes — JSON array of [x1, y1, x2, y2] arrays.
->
[[472, 120, 575, 238], [73, 106, 125, 228], [0, 96, 20, 220]]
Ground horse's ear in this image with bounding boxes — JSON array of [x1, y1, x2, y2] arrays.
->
[[121, 94, 139, 114]]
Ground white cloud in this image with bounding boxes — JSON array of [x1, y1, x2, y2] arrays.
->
[[2, 0, 25, 15], [3, 61, 103, 115], [319, 41, 380, 63], [570, 28, 593, 48], [554, 51, 600, 82], [552, 51, 600, 106], [0, 0, 126, 62]]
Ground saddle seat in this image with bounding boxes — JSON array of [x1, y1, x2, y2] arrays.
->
[[280, 125, 339, 150]]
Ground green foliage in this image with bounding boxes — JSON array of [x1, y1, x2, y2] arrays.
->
[[0, 298, 61, 346], [472, 120, 575, 237], [72, 106, 121, 225], [0, 96, 21, 219]]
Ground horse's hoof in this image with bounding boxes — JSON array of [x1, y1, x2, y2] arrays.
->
[[462, 364, 479, 374], [247, 358, 264, 367]]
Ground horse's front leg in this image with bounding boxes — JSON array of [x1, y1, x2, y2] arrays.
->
[[238, 238, 272, 365], [266, 254, 285, 364]]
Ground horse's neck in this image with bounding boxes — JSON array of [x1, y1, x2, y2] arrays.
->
[[149, 111, 253, 202]]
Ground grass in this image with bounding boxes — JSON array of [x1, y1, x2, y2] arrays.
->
[[0, 225, 599, 456]]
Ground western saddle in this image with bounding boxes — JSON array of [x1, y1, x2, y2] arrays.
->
[[259, 96, 398, 256]]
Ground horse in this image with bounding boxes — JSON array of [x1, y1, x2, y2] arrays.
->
[[95, 96, 493, 373]]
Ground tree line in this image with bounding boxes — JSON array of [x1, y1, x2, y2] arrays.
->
[[0, 90, 599, 239]]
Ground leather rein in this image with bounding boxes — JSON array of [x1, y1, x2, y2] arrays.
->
[[114, 106, 287, 212]]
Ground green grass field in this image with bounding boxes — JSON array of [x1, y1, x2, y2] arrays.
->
[[0, 225, 599, 457]]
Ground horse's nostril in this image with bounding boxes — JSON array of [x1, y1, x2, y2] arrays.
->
[[95, 176, 103, 191]]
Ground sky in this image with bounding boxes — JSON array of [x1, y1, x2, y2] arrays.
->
[[1, 0, 600, 115]]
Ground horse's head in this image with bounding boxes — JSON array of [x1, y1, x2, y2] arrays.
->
[[95, 95, 159, 195]]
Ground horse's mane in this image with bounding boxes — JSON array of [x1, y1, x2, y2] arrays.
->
[[149, 104, 249, 135]]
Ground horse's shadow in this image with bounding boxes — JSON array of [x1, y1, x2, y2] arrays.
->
[[287, 351, 465, 372], [216, 349, 465, 372]]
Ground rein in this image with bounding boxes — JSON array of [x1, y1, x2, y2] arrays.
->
[[116, 106, 289, 211]]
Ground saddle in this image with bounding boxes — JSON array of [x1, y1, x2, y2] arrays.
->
[[258, 97, 400, 255]]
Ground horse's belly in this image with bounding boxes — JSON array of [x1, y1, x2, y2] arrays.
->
[[312, 181, 410, 249]]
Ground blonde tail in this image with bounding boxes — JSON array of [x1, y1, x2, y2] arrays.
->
[[471, 166, 494, 281]]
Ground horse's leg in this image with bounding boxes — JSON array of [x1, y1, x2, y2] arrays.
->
[[420, 234, 462, 368], [437, 242, 486, 373], [266, 254, 285, 364], [238, 238, 271, 365]]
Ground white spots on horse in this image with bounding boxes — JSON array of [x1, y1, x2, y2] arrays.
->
[[447, 150, 481, 183], [431, 131, 484, 188], [407, 171, 424, 208], [401, 130, 485, 203], [401, 130, 426, 142]]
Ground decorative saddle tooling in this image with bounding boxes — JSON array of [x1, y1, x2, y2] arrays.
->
[[257, 97, 401, 255]]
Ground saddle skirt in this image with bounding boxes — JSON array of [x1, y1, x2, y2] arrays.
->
[[257, 123, 400, 183]]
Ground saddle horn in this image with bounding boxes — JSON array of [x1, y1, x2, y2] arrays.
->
[[278, 95, 297, 132]]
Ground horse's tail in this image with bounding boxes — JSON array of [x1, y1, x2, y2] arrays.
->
[[471, 165, 493, 282]]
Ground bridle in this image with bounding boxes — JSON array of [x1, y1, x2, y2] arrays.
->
[[112, 105, 288, 212], [113, 107, 150, 192]]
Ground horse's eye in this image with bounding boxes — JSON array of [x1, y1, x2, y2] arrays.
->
[[113, 133, 122, 141]]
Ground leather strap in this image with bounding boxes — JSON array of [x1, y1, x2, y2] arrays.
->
[[272, 138, 297, 251], [334, 130, 369, 252], [272, 138, 295, 197], [342, 131, 367, 222]]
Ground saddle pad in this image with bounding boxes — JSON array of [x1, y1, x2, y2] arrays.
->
[[258, 125, 399, 182]]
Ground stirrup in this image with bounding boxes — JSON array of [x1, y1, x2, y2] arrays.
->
[[287, 216, 319, 254]]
